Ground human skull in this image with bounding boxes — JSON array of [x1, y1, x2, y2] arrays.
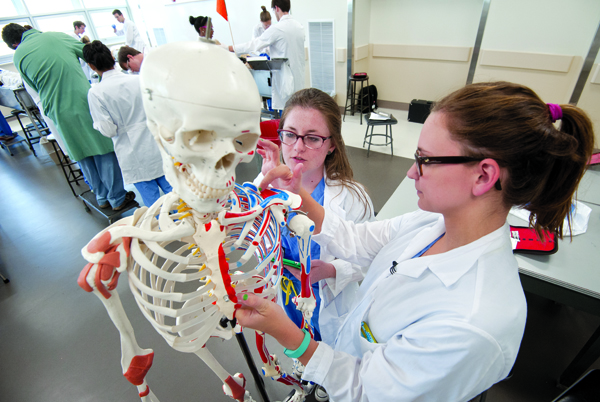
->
[[140, 41, 261, 213]]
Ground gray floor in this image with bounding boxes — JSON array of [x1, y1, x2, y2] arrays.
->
[[1, 137, 599, 402]]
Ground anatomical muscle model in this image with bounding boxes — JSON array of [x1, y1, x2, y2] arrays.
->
[[78, 41, 316, 402]]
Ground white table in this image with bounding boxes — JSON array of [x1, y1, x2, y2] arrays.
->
[[378, 171, 600, 386]]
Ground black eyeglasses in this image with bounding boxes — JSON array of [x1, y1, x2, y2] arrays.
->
[[414, 151, 485, 177], [278, 130, 331, 150], [414, 150, 503, 190]]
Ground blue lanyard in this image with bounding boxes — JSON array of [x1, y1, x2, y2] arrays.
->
[[389, 233, 445, 275], [412, 233, 445, 258]]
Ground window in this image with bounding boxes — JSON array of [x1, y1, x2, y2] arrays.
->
[[0, 0, 20, 18], [82, 0, 126, 8], [23, 0, 78, 15], [35, 14, 89, 38], [0, 0, 133, 65]]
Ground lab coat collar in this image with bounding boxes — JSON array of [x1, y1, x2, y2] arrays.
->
[[395, 218, 511, 288], [101, 69, 121, 80]]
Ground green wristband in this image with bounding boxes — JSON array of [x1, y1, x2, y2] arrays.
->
[[284, 329, 311, 359]]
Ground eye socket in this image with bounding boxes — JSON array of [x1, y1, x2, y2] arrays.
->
[[182, 130, 214, 151], [158, 125, 175, 143], [233, 133, 259, 153]]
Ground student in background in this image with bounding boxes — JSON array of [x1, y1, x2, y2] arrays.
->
[[189, 15, 221, 45], [69, 21, 86, 40], [253, 6, 272, 39], [84, 40, 171, 208], [230, 0, 305, 111], [112, 9, 145, 52], [3, 23, 133, 211], [117, 45, 144, 73]]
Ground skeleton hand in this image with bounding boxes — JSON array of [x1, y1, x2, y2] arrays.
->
[[293, 292, 317, 322], [256, 139, 282, 177]]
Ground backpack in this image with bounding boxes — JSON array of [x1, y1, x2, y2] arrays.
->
[[358, 85, 377, 113]]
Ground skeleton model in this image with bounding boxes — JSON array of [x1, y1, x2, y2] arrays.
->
[[78, 41, 316, 402]]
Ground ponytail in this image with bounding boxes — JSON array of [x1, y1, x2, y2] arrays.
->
[[432, 82, 595, 238], [260, 6, 271, 22], [82, 40, 115, 71]]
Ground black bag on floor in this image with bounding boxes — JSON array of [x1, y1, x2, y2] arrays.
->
[[408, 99, 434, 123], [358, 85, 377, 113]]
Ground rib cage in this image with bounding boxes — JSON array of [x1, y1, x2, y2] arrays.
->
[[126, 184, 285, 353]]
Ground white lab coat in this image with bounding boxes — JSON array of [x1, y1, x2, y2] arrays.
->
[[303, 210, 527, 402], [68, 32, 80, 40], [87, 69, 163, 184], [253, 23, 265, 39], [236, 15, 305, 110], [255, 172, 375, 345], [116, 20, 145, 53]]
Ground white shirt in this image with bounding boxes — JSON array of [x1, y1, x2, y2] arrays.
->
[[68, 32, 80, 40], [303, 210, 527, 401], [116, 19, 145, 53], [87, 69, 163, 184], [236, 15, 305, 110]]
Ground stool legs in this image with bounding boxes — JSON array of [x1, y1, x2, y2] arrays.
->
[[363, 122, 394, 157], [343, 79, 352, 122]]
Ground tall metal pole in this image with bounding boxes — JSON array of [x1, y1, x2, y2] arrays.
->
[[466, 0, 491, 85], [347, 0, 354, 79], [570, 20, 600, 105]]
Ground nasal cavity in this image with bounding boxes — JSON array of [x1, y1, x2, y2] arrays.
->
[[215, 153, 235, 170]]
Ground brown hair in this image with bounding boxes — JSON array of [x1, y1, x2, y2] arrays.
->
[[280, 88, 372, 218], [260, 6, 271, 22], [117, 45, 141, 69], [271, 0, 290, 12], [432, 81, 595, 238]]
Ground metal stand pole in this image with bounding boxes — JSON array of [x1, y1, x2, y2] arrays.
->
[[235, 331, 271, 402]]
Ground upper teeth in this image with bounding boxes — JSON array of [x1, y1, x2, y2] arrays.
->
[[177, 162, 232, 200]]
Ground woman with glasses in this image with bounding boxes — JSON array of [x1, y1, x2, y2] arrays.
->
[[239, 81, 595, 401], [255, 88, 374, 347]]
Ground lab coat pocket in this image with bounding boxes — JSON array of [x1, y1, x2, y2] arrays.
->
[[356, 299, 379, 354]]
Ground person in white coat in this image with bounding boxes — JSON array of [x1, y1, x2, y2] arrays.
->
[[253, 6, 272, 39], [237, 81, 595, 400], [254, 88, 374, 348], [112, 9, 145, 53], [230, 0, 305, 110], [68, 21, 85, 40], [83, 40, 171, 208]]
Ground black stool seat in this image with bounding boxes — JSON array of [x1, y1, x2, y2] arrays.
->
[[344, 75, 371, 125], [363, 114, 397, 157]]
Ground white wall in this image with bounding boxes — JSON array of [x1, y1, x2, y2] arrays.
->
[[482, 0, 600, 56], [369, 0, 482, 47], [473, 0, 600, 105], [366, 0, 483, 103]]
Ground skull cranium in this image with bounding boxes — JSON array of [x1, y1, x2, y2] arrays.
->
[[140, 41, 261, 213]]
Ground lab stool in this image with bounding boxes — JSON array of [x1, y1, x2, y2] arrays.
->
[[0, 133, 28, 156], [344, 75, 371, 125], [12, 88, 51, 157], [363, 114, 397, 157]]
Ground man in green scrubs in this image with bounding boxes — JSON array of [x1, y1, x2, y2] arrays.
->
[[2, 23, 134, 210]]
